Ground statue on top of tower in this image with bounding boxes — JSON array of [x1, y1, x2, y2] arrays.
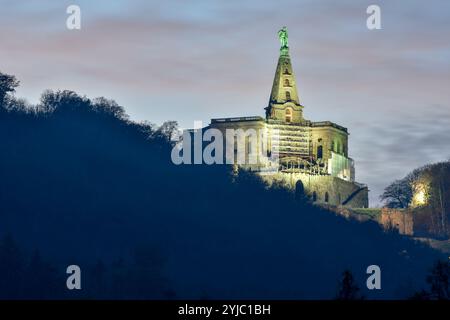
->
[[278, 27, 288, 49]]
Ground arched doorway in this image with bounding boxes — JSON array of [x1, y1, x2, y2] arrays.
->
[[295, 180, 305, 201]]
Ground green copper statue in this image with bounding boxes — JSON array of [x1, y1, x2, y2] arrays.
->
[[278, 26, 288, 49]]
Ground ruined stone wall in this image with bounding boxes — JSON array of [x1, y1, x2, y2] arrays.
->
[[376, 207, 449, 238], [378, 208, 414, 236]]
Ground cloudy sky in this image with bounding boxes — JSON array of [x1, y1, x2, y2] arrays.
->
[[1, 0, 449, 205]]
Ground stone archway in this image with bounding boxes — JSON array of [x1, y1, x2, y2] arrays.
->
[[295, 180, 305, 201]]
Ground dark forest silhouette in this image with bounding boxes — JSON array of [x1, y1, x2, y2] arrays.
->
[[0, 72, 447, 299]]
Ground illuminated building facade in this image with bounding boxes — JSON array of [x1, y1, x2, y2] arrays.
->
[[208, 27, 368, 208]]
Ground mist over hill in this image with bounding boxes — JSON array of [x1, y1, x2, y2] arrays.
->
[[0, 81, 445, 299]]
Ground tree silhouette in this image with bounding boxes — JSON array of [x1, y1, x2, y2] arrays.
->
[[380, 179, 412, 208], [88, 260, 107, 299], [380, 165, 431, 208], [23, 250, 61, 299], [92, 97, 128, 120], [409, 289, 430, 300], [336, 270, 363, 300], [110, 258, 128, 299], [0, 234, 24, 299], [410, 260, 450, 300], [152, 120, 178, 143], [427, 260, 450, 300], [0, 71, 19, 107], [130, 246, 168, 299]]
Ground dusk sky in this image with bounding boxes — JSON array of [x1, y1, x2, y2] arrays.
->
[[1, 0, 449, 205]]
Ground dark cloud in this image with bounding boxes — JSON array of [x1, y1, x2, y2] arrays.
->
[[352, 105, 450, 205]]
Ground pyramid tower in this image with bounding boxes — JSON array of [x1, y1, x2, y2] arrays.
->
[[265, 27, 304, 123]]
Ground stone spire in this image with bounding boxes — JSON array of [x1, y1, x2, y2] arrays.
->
[[266, 27, 304, 123]]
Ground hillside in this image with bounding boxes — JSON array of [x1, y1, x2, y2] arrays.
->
[[0, 88, 445, 299]]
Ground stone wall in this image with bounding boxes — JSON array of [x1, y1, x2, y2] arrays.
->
[[260, 172, 369, 208], [378, 208, 414, 236], [371, 207, 450, 239]]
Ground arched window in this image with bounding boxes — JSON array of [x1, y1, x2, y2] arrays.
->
[[325, 192, 329, 203], [285, 108, 292, 123], [246, 138, 252, 155], [284, 68, 290, 75], [285, 91, 291, 101], [317, 145, 323, 159], [312, 191, 317, 202], [284, 79, 290, 87]]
